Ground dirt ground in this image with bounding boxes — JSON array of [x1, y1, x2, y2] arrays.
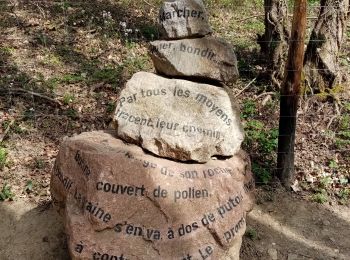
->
[[0, 1, 349, 259], [0, 187, 349, 260], [241, 188, 350, 260]]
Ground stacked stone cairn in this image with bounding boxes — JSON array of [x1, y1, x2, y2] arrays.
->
[[50, 1, 255, 259]]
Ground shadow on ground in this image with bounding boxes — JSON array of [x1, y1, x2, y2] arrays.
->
[[0, 0, 158, 143], [0, 201, 69, 260], [241, 188, 350, 260], [1, 189, 349, 260]]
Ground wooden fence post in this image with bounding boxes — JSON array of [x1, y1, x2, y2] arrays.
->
[[277, 0, 307, 187]]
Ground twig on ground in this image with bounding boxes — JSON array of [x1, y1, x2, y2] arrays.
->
[[234, 14, 318, 23], [327, 115, 338, 129], [234, 77, 257, 97], [235, 14, 264, 22], [302, 98, 310, 114], [0, 119, 14, 143], [254, 92, 276, 100], [35, 2, 46, 19], [0, 88, 62, 107], [316, 102, 326, 113], [234, 14, 317, 23], [327, 100, 342, 129], [288, 14, 318, 19], [335, 100, 341, 115], [142, 0, 156, 8]]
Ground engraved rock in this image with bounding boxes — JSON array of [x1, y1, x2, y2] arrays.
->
[[150, 37, 239, 84], [159, 0, 212, 39], [112, 72, 244, 163], [50, 131, 255, 260]]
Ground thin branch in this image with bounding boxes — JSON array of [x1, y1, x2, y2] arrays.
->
[[234, 77, 257, 97], [235, 13, 317, 23], [235, 14, 264, 22], [327, 115, 338, 129], [0, 119, 14, 143], [142, 0, 156, 8], [0, 88, 62, 107], [254, 91, 276, 100]]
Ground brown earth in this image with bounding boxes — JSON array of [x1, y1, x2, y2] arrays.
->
[[0, 0, 349, 259], [1, 187, 349, 260]]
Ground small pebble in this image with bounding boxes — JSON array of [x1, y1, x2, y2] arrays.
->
[[267, 248, 278, 260]]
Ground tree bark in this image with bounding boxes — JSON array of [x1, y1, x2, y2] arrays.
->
[[277, 0, 307, 188], [303, 0, 350, 93], [259, 0, 290, 88]]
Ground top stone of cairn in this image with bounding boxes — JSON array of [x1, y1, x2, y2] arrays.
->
[[159, 0, 212, 39]]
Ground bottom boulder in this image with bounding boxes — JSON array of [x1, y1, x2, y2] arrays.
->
[[51, 131, 255, 260]]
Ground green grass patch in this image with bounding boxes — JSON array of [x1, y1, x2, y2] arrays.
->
[[339, 113, 350, 130], [63, 93, 76, 105], [106, 102, 116, 114], [59, 74, 85, 84], [23, 109, 36, 121], [2, 120, 24, 135], [241, 99, 278, 184], [307, 0, 320, 4], [245, 120, 278, 154], [328, 160, 338, 169], [338, 188, 349, 205], [65, 108, 79, 119], [140, 24, 159, 41], [252, 162, 272, 184], [319, 176, 333, 189], [207, 0, 263, 9], [41, 53, 62, 66], [331, 101, 350, 149], [44, 74, 85, 91], [241, 99, 257, 119], [335, 138, 350, 149], [312, 189, 328, 204], [90, 67, 121, 85], [0, 183, 14, 201], [123, 55, 149, 73], [25, 180, 34, 193], [243, 20, 264, 33], [245, 227, 258, 240], [34, 158, 46, 169], [0, 46, 15, 55], [234, 38, 255, 50], [0, 147, 8, 170], [55, 55, 150, 88]]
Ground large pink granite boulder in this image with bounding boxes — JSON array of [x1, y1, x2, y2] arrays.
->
[[51, 131, 255, 260]]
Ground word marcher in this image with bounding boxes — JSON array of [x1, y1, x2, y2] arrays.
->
[[160, 8, 204, 22]]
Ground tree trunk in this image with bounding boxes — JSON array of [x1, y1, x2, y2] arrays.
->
[[303, 0, 349, 93], [277, 0, 307, 188], [259, 0, 290, 88]]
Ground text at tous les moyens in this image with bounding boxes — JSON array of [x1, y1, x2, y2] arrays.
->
[[116, 86, 233, 126]]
